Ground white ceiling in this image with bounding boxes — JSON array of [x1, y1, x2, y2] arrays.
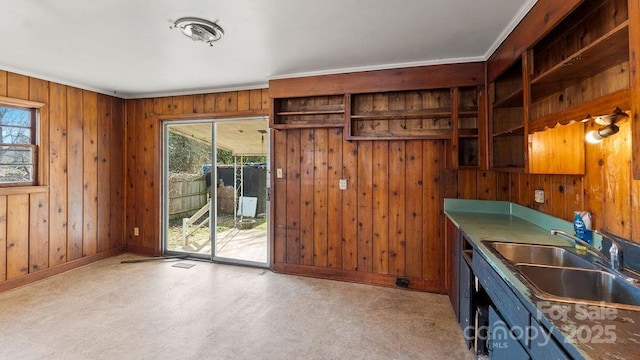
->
[[1, 0, 535, 99]]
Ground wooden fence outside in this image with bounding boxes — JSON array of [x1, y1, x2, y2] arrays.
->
[[168, 174, 208, 221]]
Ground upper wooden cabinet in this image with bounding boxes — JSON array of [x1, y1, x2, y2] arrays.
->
[[527, 0, 629, 175], [528, 0, 630, 131], [487, 0, 632, 175], [490, 57, 527, 171], [528, 122, 585, 175]]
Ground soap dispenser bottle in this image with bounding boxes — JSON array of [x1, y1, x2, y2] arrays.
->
[[573, 211, 592, 250]]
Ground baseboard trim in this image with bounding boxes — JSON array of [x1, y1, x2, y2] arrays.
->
[[0, 247, 123, 293], [272, 262, 445, 294], [122, 245, 160, 257]]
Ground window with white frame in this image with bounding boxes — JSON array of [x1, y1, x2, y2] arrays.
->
[[0, 98, 40, 186]]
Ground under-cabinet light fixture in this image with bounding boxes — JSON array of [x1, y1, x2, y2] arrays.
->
[[171, 17, 224, 46], [584, 107, 628, 144], [585, 124, 619, 144]]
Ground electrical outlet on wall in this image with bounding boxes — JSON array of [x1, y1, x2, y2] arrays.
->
[[134, 227, 139, 236], [339, 179, 347, 190], [534, 189, 545, 204]]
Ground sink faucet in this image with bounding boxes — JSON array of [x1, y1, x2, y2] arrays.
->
[[550, 229, 623, 271], [595, 230, 624, 272]]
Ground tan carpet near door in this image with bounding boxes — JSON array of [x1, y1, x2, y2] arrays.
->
[[0, 254, 474, 360]]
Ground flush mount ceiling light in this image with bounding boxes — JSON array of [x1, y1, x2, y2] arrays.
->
[[171, 17, 224, 46]]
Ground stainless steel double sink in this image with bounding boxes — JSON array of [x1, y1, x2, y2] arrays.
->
[[483, 242, 640, 311]]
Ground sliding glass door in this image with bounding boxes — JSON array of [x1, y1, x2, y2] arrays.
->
[[162, 118, 269, 267]]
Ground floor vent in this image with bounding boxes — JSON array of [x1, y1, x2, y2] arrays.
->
[[172, 262, 196, 269]]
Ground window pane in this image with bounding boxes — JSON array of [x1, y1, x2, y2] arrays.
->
[[0, 105, 35, 185], [0, 107, 31, 127], [0, 145, 33, 164], [0, 165, 34, 184], [1, 127, 31, 144]]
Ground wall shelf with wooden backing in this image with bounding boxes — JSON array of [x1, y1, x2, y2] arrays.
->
[[529, 0, 630, 127], [525, 0, 629, 175], [347, 89, 452, 140], [270, 95, 346, 129], [531, 21, 629, 102], [490, 57, 526, 171], [453, 86, 484, 168]]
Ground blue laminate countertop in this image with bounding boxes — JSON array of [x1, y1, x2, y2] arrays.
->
[[445, 199, 640, 360]]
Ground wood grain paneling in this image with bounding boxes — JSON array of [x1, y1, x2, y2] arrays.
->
[[29, 192, 49, 272], [67, 87, 85, 261], [357, 141, 373, 272], [273, 128, 447, 292], [82, 91, 98, 257], [299, 129, 315, 266], [286, 130, 301, 264], [97, 94, 111, 253], [0, 71, 7, 96], [7, 194, 30, 279], [269, 63, 484, 98], [529, 123, 586, 175], [631, 0, 640, 179], [313, 129, 328, 268], [0, 70, 124, 292], [143, 99, 157, 250], [7, 73, 29, 99], [342, 137, 358, 271], [49, 83, 68, 266], [110, 98, 125, 249], [272, 129, 287, 264], [424, 141, 444, 283], [405, 141, 423, 279], [372, 141, 389, 274], [388, 141, 406, 277], [327, 128, 343, 269]]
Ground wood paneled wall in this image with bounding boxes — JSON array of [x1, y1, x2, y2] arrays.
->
[[123, 89, 269, 254], [272, 127, 455, 292], [456, 120, 640, 243], [0, 70, 124, 292]]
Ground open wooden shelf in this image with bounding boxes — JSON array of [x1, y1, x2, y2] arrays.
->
[[459, 128, 479, 137], [272, 95, 346, 129], [493, 89, 523, 109], [346, 128, 451, 141], [459, 109, 479, 117], [531, 21, 629, 101], [351, 108, 451, 120], [276, 110, 344, 116], [272, 122, 344, 130], [348, 89, 454, 140], [492, 125, 524, 137]]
